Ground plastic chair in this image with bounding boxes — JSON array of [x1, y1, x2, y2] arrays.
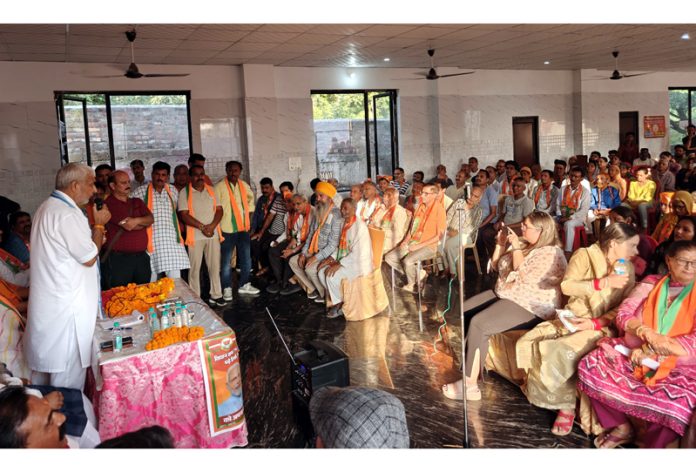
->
[[561, 225, 589, 252]]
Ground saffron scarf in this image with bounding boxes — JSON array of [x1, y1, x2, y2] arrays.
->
[[225, 178, 251, 233], [0, 248, 28, 274], [410, 200, 437, 243], [308, 201, 334, 255], [0, 280, 21, 309], [634, 275, 696, 386], [0, 293, 24, 329], [380, 205, 397, 229], [288, 204, 311, 244], [144, 183, 183, 253], [336, 216, 356, 261], [533, 185, 552, 207], [561, 185, 583, 216], [184, 184, 224, 246]]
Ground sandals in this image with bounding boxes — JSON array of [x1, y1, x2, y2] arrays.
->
[[551, 410, 576, 436], [441, 380, 482, 401], [593, 427, 634, 449]]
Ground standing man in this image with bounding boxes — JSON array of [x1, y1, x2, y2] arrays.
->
[[189, 153, 214, 186], [132, 161, 190, 281], [251, 178, 286, 276], [558, 166, 591, 255], [129, 159, 148, 192], [173, 164, 190, 192], [385, 183, 446, 293], [214, 160, 260, 299], [178, 165, 225, 306], [25, 163, 111, 389], [101, 170, 154, 290], [390, 167, 410, 197], [318, 198, 373, 319], [287, 182, 342, 300], [94, 164, 113, 201]]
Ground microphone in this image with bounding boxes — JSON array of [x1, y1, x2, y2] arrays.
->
[[94, 197, 104, 210]]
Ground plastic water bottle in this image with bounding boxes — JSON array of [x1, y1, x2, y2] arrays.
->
[[113, 322, 123, 353], [174, 308, 183, 328], [183, 304, 192, 326], [614, 258, 627, 276], [161, 309, 170, 330], [150, 312, 160, 335]]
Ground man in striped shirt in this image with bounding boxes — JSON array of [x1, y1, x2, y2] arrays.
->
[[390, 167, 411, 197]]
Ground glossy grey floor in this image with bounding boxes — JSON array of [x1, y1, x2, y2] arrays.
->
[[213, 264, 593, 448]]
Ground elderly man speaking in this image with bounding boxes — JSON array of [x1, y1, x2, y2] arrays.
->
[[25, 163, 111, 390]]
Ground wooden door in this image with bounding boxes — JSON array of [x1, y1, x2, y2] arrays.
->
[[512, 116, 539, 168]]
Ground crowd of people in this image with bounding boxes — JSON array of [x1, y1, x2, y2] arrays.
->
[[0, 139, 695, 448]]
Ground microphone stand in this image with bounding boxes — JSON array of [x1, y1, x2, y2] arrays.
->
[[457, 184, 471, 448]]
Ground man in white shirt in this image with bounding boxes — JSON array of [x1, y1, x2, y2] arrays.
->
[[372, 188, 411, 255], [557, 166, 591, 255], [25, 163, 110, 390], [532, 170, 559, 215], [317, 198, 373, 319], [445, 169, 468, 202], [356, 181, 381, 225], [468, 157, 481, 183], [129, 159, 149, 192]]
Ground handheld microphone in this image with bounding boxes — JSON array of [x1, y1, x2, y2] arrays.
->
[[94, 197, 104, 210]]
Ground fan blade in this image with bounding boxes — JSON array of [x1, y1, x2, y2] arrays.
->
[[621, 72, 652, 78], [82, 75, 126, 79], [412, 71, 429, 77], [436, 71, 475, 78], [581, 77, 612, 81], [142, 73, 190, 78]]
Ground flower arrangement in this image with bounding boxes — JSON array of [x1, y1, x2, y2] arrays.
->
[[145, 326, 205, 351], [104, 278, 176, 317]]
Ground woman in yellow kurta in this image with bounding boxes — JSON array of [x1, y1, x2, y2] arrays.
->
[[623, 167, 656, 230], [516, 223, 640, 436]]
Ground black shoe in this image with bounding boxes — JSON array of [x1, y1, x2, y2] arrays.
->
[[266, 283, 281, 294], [279, 284, 302, 296], [209, 297, 227, 307]]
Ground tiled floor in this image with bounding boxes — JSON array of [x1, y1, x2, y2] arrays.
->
[[214, 262, 593, 448]]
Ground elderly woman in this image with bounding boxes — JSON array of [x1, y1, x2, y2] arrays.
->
[[442, 211, 567, 401], [516, 223, 639, 436], [652, 191, 694, 244], [647, 215, 696, 276], [577, 240, 696, 448]]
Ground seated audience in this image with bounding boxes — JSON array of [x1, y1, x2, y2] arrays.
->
[[608, 164, 628, 201], [428, 164, 453, 189], [0, 228, 30, 288], [309, 386, 409, 448], [279, 181, 294, 194], [475, 171, 500, 264], [647, 215, 696, 276], [517, 223, 639, 436], [608, 150, 620, 166], [269, 194, 312, 295], [598, 156, 609, 175], [485, 166, 497, 184], [609, 206, 653, 278], [97, 425, 174, 448], [558, 166, 591, 255], [652, 191, 693, 244], [0, 195, 20, 236], [101, 171, 154, 290], [385, 184, 446, 293], [531, 164, 542, 182], [496, 176, 534, 233], [623, 167, 657, 231], [356, 181, 381, 225], [403, 181, 423, 214], [390, 167, 410, 197], [520, 166, 538, 198], [653, 156, 676, 193], [532, 170, 558, 215], [619, 161, 633, 182], [496, 160, 520, 197], [372, 188, 410, 255], [577, 240, 696, 448], [442, 211, 566, 401], [634, 148, 656, 168], [2, 211, 31, 265], [495, 160, 507, 186], [317, 198, 373, 319], [675, 156, 695, 192], [349, 184, 362, 202], [553, 159, 567, 188], [309, 177, 321, 207], [468, 157, 482, 182], [586, 160, 598, 185], [588, 172, 621, 237], [445, 169, 468, 202], [377, 177, 390, 196], [443, 184, 483, 279], [288, 183, 342, 302], [250, 177, 283, 275], [1, 289, 30, 378]]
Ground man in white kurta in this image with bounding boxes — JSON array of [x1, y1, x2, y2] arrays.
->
[[25, 163, 110, 390], [371, 187, 411, 255], [356, 181, 381, 225], [318, 198, 373, 319]]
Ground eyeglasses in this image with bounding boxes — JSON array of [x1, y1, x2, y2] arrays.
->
[[422, 191, 438, 196], [521, 223, 541, 232], [672, 257, 696, 269]]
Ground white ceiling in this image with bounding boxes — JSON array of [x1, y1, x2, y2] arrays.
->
[[1, 24, 696, 72]]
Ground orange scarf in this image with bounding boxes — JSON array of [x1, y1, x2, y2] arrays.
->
[[0, 248, 28, 274], [0, 292, 24, 329], [534, 185, 552, 207], [0, 280, 21, 309], [184, 184, 224, 246], [381, 205, 397, 228], [288, 204, 311, 244], [561, 185, 582, 211], [501, 174, 517, 196], [634, 276, 696, 386], [652, 214, 678, 245], [225, 179, 251, 233], [337, 216, 356, 261], [144, 183, 183, 253], [360, 198, 380, 221], [308, 202, 334, 255], [410, 200, 437, 243]]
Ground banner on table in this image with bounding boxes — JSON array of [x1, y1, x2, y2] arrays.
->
[[643, 115, 666, 138], [198, 331, 245, 436]]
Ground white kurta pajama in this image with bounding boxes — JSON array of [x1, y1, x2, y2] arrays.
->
[[24, 190, 99, 389], [319, 218, 373, 305]]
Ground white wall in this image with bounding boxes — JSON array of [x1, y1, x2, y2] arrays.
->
[[2, 60, 696, 213]]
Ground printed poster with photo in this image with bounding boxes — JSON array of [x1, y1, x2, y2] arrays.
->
[[643, 115, 666, 138], [198, 331, 245, 436]]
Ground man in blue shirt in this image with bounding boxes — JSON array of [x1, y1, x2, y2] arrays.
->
[[474, 171, 499, 267]]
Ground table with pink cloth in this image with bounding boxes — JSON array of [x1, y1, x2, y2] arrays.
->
[[91, 279, 248, 448]]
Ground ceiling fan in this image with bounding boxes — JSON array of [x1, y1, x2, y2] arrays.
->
[[412, 49, 475, 80], [589, 51, 651, 81]]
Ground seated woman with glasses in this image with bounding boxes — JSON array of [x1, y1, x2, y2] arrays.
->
[[577, 240, 696, 448], [442, 211, 567, 401], [647, 215, 696, 276], [516, 223, 639, 436]]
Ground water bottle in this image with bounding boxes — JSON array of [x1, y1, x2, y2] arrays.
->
[[150, 312, 160, 334], [174, 308, 183, 328], [161, 309, 170, 330], [112, 322, 123, 353], [614, 258, 627, 276], [183, 304, 193, 326]]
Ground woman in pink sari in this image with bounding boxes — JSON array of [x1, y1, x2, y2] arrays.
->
[[577, 239, 696, 448]]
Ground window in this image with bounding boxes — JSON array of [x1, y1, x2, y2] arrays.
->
[[311, 90, 398, 189], [55, 92, 192, 171], [668, 87, 696, 147]]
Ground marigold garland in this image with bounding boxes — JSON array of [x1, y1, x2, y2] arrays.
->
[[104, 278, 175, 317], [145, 326, 205, 351]]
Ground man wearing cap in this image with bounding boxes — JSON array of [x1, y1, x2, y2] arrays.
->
[[309, 386, 410, 448], [519, 166, 538, 199], [286, 182, 343, 300], [385, 183, 446, 293]]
